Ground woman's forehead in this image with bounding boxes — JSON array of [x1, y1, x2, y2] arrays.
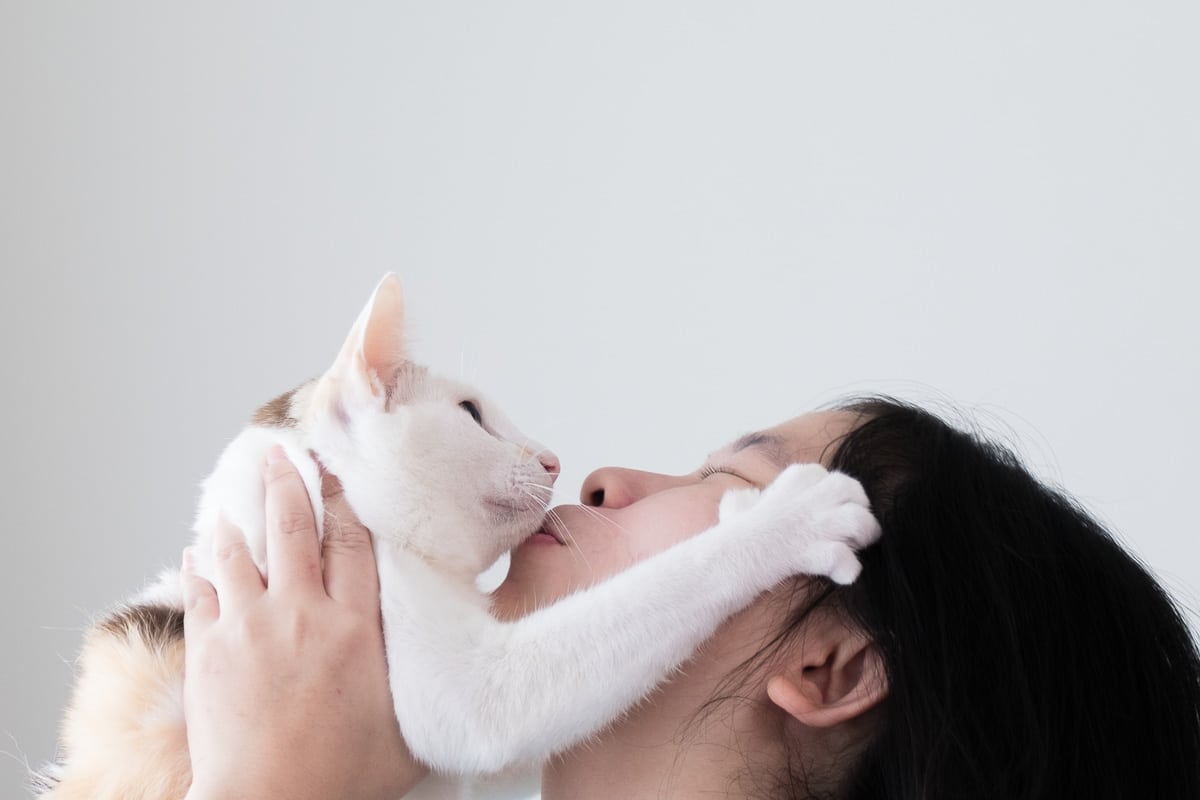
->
[[759, 411, 859, 466], [705, 411, 858, 470]]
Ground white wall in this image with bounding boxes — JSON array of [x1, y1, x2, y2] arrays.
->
[[2, 3, 1197, 797]]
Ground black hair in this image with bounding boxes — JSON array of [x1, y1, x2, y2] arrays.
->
[[765, 397, 1200, 799]]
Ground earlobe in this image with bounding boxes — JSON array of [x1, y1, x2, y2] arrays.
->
[[767, 672, 823, 722], [767, 634, 887, 729]]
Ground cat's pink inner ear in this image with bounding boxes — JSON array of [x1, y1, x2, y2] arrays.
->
[[358, 273, 408, 397], [325, 273, 408, 412]]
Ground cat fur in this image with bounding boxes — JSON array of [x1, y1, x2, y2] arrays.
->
[[36, 274, 880, 799]]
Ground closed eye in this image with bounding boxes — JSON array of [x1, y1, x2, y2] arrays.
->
[[699, 464, 741, 480], [459, 400, 483, 426]]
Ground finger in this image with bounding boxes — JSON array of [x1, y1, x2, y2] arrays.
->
[[212, 513, 266, 611], [181, 547, 219, 628], [262, 446, 324, 597], [320, 471, 380, 611]]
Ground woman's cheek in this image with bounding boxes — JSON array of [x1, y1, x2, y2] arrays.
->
[[628, 504, 721, 562]]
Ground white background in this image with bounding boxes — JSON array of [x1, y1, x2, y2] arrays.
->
[[2, 3, 1197, 797]]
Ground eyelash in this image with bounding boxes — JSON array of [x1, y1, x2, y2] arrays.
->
[[699, 464, 739, 479]]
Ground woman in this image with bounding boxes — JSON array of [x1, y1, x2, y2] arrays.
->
[[180, 397, 1200, 799]]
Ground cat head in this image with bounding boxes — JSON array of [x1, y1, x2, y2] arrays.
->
[[271, 275, 558, 579]]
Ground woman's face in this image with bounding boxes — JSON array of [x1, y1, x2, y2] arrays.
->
[[492, 410, 858, 616]]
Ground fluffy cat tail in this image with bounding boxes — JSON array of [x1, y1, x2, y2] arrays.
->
[[34, 603, 192, 800]]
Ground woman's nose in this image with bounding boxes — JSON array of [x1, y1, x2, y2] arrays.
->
[[580, 466, 684, 508]]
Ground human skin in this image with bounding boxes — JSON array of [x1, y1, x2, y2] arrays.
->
[[182, 411, 883, 799], [498, 410, 882, 798], [495, 411, 859, 615], [181, 450, 427, 800]]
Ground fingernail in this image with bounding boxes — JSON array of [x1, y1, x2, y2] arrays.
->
[[266, 445, 286, 465]]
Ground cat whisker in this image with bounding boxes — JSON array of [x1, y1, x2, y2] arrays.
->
[[517, 488, 592, 572], [515, 485, 545, 510], [518, 439, 558, 474], [514, 438, 533, 466], [458, 339, 479, 385], [545, 507, 594, 574], [572, 502, 636, 538], [517, 481, 554, 499], [513, 479, 554, 503], [516, 489, 585, 568], [322, 504, 357, 538], [516, 481, 557, 516], [543, 500, 638, 564], [0, 730, 34, 773]]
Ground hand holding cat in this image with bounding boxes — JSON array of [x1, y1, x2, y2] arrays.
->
[[180, 447, 425, 800]]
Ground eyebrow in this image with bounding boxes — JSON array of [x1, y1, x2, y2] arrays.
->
[[728, 431, 791, 468]]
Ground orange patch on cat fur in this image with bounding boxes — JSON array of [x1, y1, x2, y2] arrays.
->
[[43, 607, 192, 799], [251, 387, 298, 428]]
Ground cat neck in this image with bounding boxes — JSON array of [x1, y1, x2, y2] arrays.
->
[[376, 541, 493, 613]]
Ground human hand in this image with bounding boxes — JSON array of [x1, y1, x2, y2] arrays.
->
[[181, 446, 427, 800], [717, 463, 881, 585]]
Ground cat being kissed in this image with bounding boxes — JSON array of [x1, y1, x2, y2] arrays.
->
[[37, 274, 881, 800]]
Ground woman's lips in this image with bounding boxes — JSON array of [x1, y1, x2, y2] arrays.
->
[[527, 531, 563, 546], [523, 521, 565, 546]]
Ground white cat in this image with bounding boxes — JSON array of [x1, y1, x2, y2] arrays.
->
[[37, 275, 880, 799]]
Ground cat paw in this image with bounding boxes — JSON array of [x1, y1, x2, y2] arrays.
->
[[749, 464, 881, 584], [718, 486, 761, 523], [720, 463, 827, 523], [764, 463, 837, 502]]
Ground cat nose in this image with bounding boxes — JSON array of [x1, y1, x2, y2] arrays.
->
[[538, 451, 560, 485]]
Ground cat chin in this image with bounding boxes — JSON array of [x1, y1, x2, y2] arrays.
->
[[496, 520, 552, 551], [483, 501, 549, 543], [482, 495, 545, 515]]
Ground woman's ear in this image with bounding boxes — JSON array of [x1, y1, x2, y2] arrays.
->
[[766, 621, 887, 729]]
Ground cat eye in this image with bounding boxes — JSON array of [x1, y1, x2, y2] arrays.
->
[[459, 400, 483, 426]]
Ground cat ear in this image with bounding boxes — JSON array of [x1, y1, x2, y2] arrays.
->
[[322, 273, 409, 414]]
